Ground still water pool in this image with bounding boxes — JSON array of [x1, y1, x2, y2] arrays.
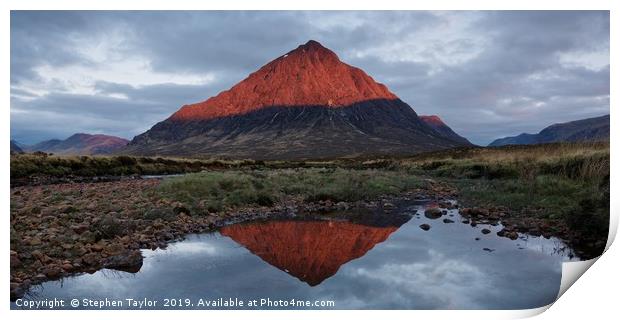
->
[[13, 201, 578, 309]]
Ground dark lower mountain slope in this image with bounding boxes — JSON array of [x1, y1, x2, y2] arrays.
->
[[489, 114, 609, 147], [125, 100, 469, 160]]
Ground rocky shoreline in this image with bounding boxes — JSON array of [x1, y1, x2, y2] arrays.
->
[[9, 177, 599, 300], [455, 204, 605, 259], [8, 178, 438, 300], [10, 173, 146, 188]]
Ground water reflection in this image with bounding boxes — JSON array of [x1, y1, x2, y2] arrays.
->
[[220, 217, 408, 286], [13, 202, 578, 310]]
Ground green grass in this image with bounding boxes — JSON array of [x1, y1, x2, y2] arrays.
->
[[400, 142, 610, 242], [156, 168, 423, 214], [453, 176, 598, 217], [10, 153, 262, 179]]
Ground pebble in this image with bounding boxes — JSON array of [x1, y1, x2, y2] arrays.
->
[[419, 224, 431, 231]]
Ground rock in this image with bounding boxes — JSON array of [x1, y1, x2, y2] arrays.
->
[[160, 232, 174, 241], [10, 283, 25, 300], [419, 224, 431, 231], [91, 243, 105, 252], [82, 253, 100, 266], [10, 254, 21, 268], [71, 224, 90, 234], [94, 215, 126, 239], [79, 230, 98, 243], [475, 237, 480, 241], [29, 237, 42, 246], [30, 250, 43, 260], [61, 205, 78, 213], [424, 207, 442, 219], [144, 208, 177, 221], [104, 243, 125, 255], [481, 229, 491, 234], [438, 201, 455, 209], [34, 274, 47, 281], [173, 206, 191, 216], [482, 248, 495, 252], [103, 250, 143, 273], [443, 219, 455, 224], [529, 228, 542, 237], [42, 254, 54, 263], [506, 232, 519, 240], [497, 228, 519, 240], [44, 267, 62, 278]]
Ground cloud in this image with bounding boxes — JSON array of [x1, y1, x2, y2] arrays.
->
[[10, 11, 609, 145]]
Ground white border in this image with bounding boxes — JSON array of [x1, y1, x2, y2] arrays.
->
[[2, 1, 617, 319]]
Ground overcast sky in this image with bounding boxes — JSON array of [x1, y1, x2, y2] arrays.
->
[[10, 11, 609, 145]]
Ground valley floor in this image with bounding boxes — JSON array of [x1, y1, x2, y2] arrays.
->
[[10, 142, 610, 300]]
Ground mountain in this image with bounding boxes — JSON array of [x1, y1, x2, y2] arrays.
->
[[123, 40, 471, 160], [28, 139, 63, 152], [26, 133, 129, 155], [10, 140, 23, 154], [220, 219, 401, 286], [489, 115, 609, 147], [420, 115, 472, 145]]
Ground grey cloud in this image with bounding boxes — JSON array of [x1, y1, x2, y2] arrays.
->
[[10, 11, 610, 145]]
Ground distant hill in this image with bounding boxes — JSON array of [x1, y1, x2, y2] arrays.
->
[[419, 115, 472, 146], [25, 133, 129, 155], [28, 139, 63, 152], [122, 40, 471, 160], [10, 140, 23, 154], [489, 115, 609, 147]]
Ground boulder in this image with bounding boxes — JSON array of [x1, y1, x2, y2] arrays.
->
[[103, 250, 143, 273], [424, 207, 443, 219]]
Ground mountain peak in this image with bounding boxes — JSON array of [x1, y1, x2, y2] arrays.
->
[[284, 39, 337, 61], [299, 39, 326, 50], [169, 40, 397, 121]]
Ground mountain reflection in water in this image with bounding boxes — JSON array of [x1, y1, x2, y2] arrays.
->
[[220, 218, 407, 286], [14, 202, 578, 310]]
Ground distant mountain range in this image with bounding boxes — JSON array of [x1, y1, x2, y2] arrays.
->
[[17, 133, 129, 155], [489, 115, 609, 147], [122, 40, 472, 160]]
